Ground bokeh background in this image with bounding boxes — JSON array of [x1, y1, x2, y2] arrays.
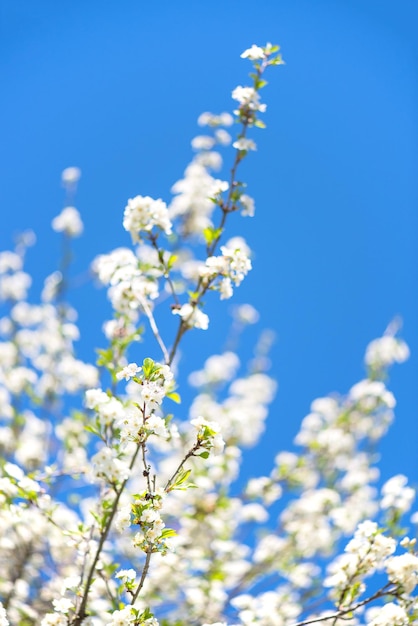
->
[[1, 1, 417, 488]]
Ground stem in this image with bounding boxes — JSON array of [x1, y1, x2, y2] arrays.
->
[[136, 292, 170, 364], [72, 444, 142, 625], [149, 234, 180, 307], [168, 319, 187, 366], [164, 440, 201, 492], [130, 549, 153, 604], [289, 584, 396, 626]]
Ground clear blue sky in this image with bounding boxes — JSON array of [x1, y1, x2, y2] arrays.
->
[[1, 1, 417, 488]]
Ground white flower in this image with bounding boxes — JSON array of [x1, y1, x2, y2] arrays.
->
[[115, 504, 132, 532], [146, 414, 168, 438], [52, 207, 83, 237], [219, 277, 233, 300], [123, 195, 172, 241], [169, 160, 224, 234], [0, 252, 22, 273], [234, 303, 259, 324], [0, 602, 9, 626], [61, 166, 81, 185], [140, 508, 160, 523], [116, 362, 141, 381], [233, 138, 257, 151], [191, 135, 216, 150], [240, 194, 255, 216], [92, 447, 131, 484], [189, 351, 240, 387], [106, 606, 136, 626], [0, 271, 31, 301], [386, 552, 418, 593], [191, 416, 224, 455], [214, 129, 231, 145], [172, 303, 209, 330], [365, 335, 409, 369], [367, 602, 409, 626], [41, 614, 68, 626], [141, 380, 166, 406], [115, 569, 136, 581], [4, 462, 25, 481], [381, 475, 415, 512], [52, 598, 74, 613], [241, 45, 265, 60], [232, 86, 267, 113], [197, 112, 233, 127]]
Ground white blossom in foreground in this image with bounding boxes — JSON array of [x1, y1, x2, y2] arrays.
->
[[200, 237, 252, 299], [123, 195, 172, 241], [385, 552, 418, 593], [172, 303, 209, 329], [366, 603, 409, 626], [0, 602, 9, 626], [116, 362, 142, 381]]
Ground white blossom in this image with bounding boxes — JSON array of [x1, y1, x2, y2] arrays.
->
[[386, 552, 418, 593], [241, 45, 265, 60], [366, 603, 409, 626], [381, 475, 415, 512], [123, 195, 172, 241], [52, 206, 83, 237], [61, 166, 81, 185], [116, 362, 141, 381], [172, 303, 209, 330], [233, 138, 257, 151]]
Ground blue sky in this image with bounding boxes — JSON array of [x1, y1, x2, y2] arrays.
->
[[1, 1, 417, 487]]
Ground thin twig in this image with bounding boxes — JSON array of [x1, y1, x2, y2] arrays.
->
[[72, 444, 142, 625], [289, 584, 396, 626], [164, 440, 201, 492], [137, 293, 170, 364], [131, 549, 153, 604]]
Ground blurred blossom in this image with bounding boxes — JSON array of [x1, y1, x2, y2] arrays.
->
[[61, 166, 81, 186], [234, 303, 259, 324], [52, 207, 83, 237]]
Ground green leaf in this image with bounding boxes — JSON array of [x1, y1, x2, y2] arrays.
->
[[160, 528, 177, 538], [203, 226, 223, 245], [255, 78, 268, 90], [176, 468, 191, 486], [166, 391, 181, 404], [167, 253, 178, 270], [169, 468, 193, 491], [198, 451, 210, 459], [84, 424, 100, 437], [139, 607, 153, 621], [142, 357, 155, 377], [96, 347, 113, 367]]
